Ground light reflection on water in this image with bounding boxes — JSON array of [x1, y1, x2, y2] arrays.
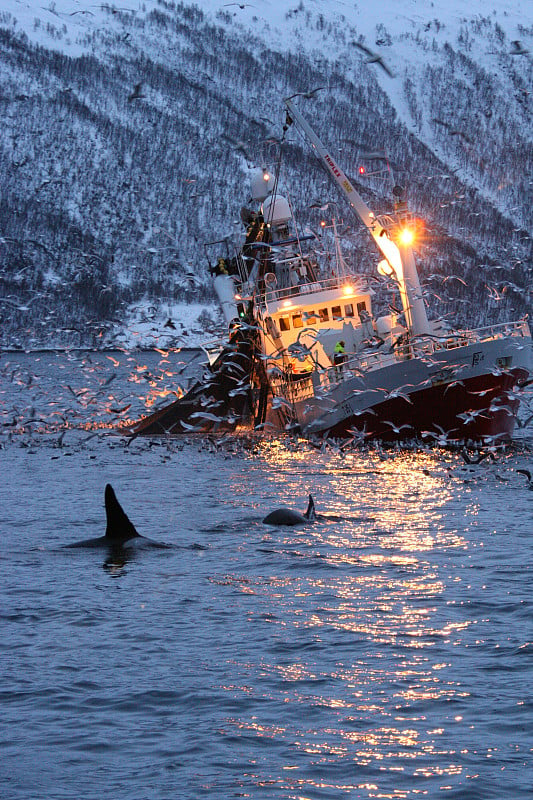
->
[[212, 446, 530, 798], [1, 351, 532, 799]]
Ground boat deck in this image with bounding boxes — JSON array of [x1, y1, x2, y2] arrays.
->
[[270, 319, 531, 402]]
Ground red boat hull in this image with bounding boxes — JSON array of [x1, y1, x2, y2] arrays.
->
[[324, 368, 528, 443]]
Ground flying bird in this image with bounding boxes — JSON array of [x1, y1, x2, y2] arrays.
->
[[516, 469, 533, 488], [222, 135, 252, 160], [308, 200, 336, 211], [286, 87, 325, 100], [382, 420, 413, 434], [432, 119, 473, 143], [457, 409, 488, 424], [351, 43, 395, 77], [510, 40, 529, 55], [460, 448, 495, 465], [382, 387, 413, 404], [128, 82, 145, 102]]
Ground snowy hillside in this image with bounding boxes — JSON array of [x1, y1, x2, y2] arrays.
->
[[0, 0, 531, 347]]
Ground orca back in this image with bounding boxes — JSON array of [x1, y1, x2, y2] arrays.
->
[[304, 494, 316, 521], [263, 494, 316, 526], [105, 484, 140, 542]]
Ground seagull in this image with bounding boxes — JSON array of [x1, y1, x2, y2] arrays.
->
[[488, 401, 516, 417], [460, 448, 495, 465], [128, 82, 145, 102], [510, 40, 529, 55], [351, 407, 376, 417], [457, 409, 488, 424], [444, 380, 465, 395], [351, 43, 395, 77], [382, 420, 413, 434], [345, 426, 373, 444], [421, 424, 453, 445], [382, 387, 413, 404], [271, 395, 293, 410], [308, 200, 336, 211], [432, 119, 473, 143], [221, 135, 252, 160], [286, 87, 325, 100], [178, 420, 205, 432], [516, 469, 533, 488], [189, 411, 223, 423], [442, 275, 467, 286]]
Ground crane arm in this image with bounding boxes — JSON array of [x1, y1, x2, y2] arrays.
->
[[283, 97, 431, 336], [284, 97, 397, 266]]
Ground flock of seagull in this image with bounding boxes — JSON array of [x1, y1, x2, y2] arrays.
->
[[3, 6, 531, 473], [1, 346, 532, 492]]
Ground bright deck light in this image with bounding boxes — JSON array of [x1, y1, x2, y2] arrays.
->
[[342, 285, 353, 296], [399, 228, 414, 245]]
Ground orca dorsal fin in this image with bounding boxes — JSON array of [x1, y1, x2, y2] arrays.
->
[[305, 494, 316, 521], [105, 484, 140, 542]]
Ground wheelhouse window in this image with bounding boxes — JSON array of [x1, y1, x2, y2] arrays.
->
[[303, 310, 318, 324], [319, 308, 329, 322], [332, 305, 342, 320], [279, 316, 290, 331], [357, 301, 367, 314], [344, 304, 354, 318], [292, 313, 303, 328]]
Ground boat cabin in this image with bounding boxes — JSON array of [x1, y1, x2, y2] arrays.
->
[[259, 276, 380, 371]]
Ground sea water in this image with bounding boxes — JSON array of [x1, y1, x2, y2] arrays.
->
[[0, 351, 531, 800]]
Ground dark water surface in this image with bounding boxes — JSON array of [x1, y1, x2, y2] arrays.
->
[[1, 352, 532, 799]]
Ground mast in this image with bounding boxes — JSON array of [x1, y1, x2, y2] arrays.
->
[[284, 97, 431, 336]]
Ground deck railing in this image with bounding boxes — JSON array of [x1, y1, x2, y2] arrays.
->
[[260, 274, 369, 306], [271, 319, 531, 400], [328, 319, 530, 387]]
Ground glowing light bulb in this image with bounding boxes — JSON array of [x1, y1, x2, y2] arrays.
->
[[399, 228, 414, 245]]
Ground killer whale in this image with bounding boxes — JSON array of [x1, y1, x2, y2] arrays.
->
[[66, 484, 166, 550], [104, 483, 140, 543], [262, 494, 316, 526]]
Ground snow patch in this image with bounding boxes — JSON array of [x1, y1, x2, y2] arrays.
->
[[111, 299, 225, 349]]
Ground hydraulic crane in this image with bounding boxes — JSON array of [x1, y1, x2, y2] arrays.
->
[[284, 97, 431, 337]]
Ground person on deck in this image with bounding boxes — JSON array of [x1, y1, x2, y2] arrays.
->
[[333, 340, 347, 376], [212, 257, 229, 276]]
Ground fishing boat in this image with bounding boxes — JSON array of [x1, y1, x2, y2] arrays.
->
[[131, 99, 531, 443]]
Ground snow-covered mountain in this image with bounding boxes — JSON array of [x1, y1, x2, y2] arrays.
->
[[0, 0, 531, 347]]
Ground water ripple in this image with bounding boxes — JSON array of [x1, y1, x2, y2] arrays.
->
[[0, 351, 532, 799]]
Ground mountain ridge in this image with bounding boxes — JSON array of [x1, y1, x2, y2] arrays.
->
[[0, 0, 531, 347]]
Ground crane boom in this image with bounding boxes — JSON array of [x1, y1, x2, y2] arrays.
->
[[284, 97, 431, 336], [285, 97, 384, 240]]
